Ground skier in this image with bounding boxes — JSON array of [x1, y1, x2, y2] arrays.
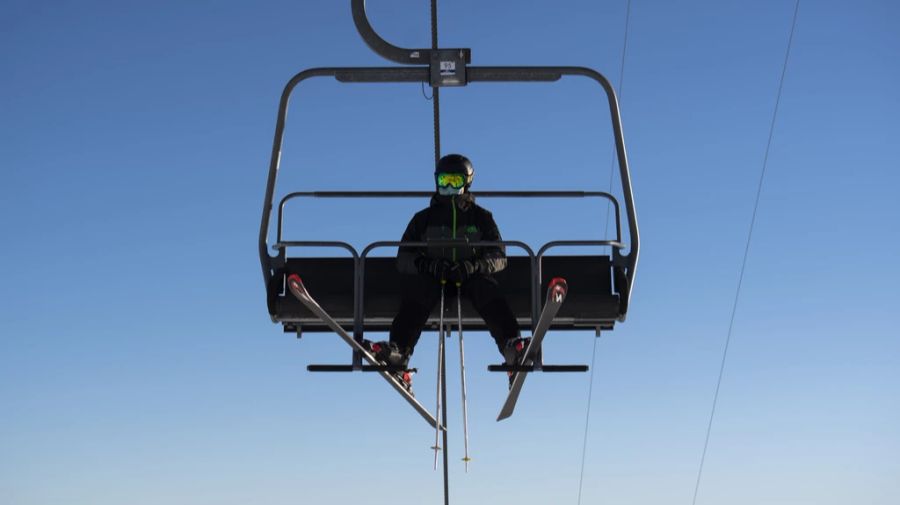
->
[[365, 154, 528, 393]]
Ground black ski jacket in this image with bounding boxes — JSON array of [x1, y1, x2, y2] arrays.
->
[[396, 193, 508, 276]]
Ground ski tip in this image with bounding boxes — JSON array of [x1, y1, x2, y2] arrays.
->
[[549, 277, 567, 291], [548, 278, 568, 302], [496, 412, 511, 422], [287, 274, 304, 291]]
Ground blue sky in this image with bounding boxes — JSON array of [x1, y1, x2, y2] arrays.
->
[[2, 1, 898, 504]]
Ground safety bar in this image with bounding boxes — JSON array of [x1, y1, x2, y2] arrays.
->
[[273, 240, 359, 259], [276, 190, 623, 245], [537, 240, 625, 258]]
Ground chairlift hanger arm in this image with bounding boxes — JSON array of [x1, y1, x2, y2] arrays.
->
[[351, 0, 471, 65], [351, 0, 470, 86]]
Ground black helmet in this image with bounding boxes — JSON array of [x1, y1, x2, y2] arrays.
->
[[434, 154, 474, 192]]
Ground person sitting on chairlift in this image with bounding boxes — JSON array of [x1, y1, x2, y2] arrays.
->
[[365, 154, 528, 393]]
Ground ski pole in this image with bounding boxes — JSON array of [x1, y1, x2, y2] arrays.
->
[[456, 281, 471, 471], [432, 280, 446, 469]]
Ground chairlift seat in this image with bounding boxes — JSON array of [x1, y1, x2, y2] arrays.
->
[[268, 255, 621, 334]]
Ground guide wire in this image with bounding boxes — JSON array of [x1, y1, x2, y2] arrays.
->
[[577, 1, 631, 503], [691, 2, 800, 504]]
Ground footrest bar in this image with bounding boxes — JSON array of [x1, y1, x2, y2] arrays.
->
[[487, 364, 589, 373], [541, 365, 589, 372], [308, 364, 416, 373], [308, 365, 355, 372]]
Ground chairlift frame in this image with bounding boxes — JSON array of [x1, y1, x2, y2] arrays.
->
[[259, 0, 639, 345]]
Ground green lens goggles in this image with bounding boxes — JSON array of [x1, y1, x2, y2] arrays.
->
[[436, 172, 465, 189]]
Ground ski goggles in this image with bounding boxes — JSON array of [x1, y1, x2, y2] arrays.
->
[[436, 172, 466, 189]]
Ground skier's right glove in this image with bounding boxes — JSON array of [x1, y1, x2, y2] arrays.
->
[[414, 256, 452, 281]]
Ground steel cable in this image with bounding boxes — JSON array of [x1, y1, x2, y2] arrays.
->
[[691, 2, 801, 504], [577, 1, 632, 503]]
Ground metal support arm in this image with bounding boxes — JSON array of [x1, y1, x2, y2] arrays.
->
[[350, 0, 470, 86]]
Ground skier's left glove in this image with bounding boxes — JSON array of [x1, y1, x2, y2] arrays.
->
[[448, 260, 477, 285]]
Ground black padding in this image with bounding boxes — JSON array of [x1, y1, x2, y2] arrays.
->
[[269, 255, 620, 332]]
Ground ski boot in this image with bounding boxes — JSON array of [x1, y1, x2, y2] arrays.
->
[[362, 340, 415, 396], [502, 337, 532, 389]]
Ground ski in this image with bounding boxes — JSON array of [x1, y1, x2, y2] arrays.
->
[[286, 274, 444, 430], [497, 277, 568, 421]]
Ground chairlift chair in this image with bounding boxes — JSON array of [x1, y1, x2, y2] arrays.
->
[[260, 2, 639, 349]]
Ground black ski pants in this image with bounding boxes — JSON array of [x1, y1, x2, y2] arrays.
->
[[389, 274, 520, 355]]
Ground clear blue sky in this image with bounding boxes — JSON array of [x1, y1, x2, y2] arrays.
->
[[2, 1, 898, 504]]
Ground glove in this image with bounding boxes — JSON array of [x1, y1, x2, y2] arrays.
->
[[448, 260, 477, 285], [415, 256, 452, 281]]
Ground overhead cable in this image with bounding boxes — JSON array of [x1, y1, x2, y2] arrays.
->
[[691, 2, 801, 504]]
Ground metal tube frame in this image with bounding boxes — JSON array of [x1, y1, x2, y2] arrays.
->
[[259, 67, 639, 319], [276, 191, 623, 245]]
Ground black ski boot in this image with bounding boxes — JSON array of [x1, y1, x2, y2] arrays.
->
[[362, 340, 415, 396], [502, 337, 532, 388]]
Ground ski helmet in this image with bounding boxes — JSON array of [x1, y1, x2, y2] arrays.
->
[[435, 154, 474, 195]]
